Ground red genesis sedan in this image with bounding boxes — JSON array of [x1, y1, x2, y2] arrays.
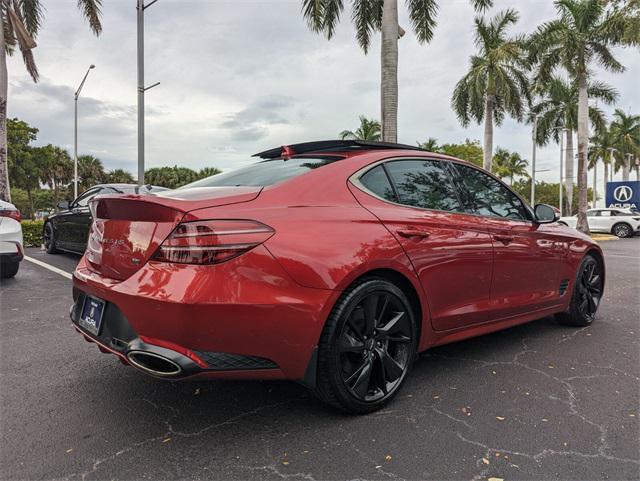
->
[[71, 140, 605, 413]]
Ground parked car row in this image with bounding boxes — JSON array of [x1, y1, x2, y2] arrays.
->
[[44, 183, 167, 255], [559, 208, 640, 238]]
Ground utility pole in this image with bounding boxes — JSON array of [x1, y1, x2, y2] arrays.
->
[[137, 0, 159, 186], [530, 116, 537, 206], [74, 64, 95, 199], [559, 128, 565, 216]]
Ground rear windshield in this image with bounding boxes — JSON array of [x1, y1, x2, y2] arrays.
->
[[179, 156, 341, 189]]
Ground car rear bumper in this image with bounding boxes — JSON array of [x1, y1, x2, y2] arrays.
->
[[71, 245, 336, 381]]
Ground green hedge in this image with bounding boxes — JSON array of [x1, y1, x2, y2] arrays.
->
[[21, 220, 44, 248]]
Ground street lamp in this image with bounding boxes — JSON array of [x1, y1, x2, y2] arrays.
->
[[530, 115, 538, 205], [74, 64, 95, 199], [552, 127, 569, 215]]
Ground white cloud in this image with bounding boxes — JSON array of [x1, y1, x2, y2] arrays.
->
[[7, 0, 639, 188]]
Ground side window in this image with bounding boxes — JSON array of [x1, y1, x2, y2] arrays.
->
[[587, 210, 600, 217], [359, 165, 398, 203], [451, 163, 528, 220], [600, 210, 612, 217], [384, 160, 463, 212], [74, 188, 100, 208]]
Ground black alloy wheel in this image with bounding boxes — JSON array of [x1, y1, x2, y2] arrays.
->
[[44, 223, 58, 254], [576, 257, 603, 322], [557, 255, 603, 327], [315, 279, 417, 413]]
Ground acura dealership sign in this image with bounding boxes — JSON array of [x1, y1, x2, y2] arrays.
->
[[606, 181, 640, 210]]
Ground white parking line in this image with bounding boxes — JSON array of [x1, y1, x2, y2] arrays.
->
[[24, 256, 73, 280]]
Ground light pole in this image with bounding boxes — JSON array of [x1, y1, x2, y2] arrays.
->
[[137, 0, 160, 186], [607, 147, 617, 183], [552, 126, 568, 215], [74, 64, 95, 199], [530, 116, 537, 205]]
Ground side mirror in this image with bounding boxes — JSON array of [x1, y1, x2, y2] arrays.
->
[[57, 200, 70, 210], [534, 203, 559, 224]]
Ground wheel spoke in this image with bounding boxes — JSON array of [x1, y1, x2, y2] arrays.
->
[[346, 317, 365, 342], [376, 347, 404, 383], [377, 295, 390, 324], [363, 295, 378, 336], [347, 359, 373, 398], [586, 292, 597, 314], [386, 334, 411, 343], [339, 332, 365, 354], [377, 311, 405, 336]]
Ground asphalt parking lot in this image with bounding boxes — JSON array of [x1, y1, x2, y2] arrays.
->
[[1, 240, 639, 481]]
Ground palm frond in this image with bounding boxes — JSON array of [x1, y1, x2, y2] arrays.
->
[[18, 0, 43, 36], [406, 0, 438, 44], [322, 0, 343, 39], [302, 0, 325, 33], [352, 0, 382, 53], [77, 0, 102, 36]]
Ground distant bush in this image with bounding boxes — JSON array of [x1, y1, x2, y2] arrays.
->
[[21, 220, 44, 247]]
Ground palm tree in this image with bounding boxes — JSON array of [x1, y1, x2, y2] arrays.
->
[[0, 0, 103, 202], [302, 0, 492, 143], [589, 125, 618, 196], [417, 137, 440, 152], [340, 116, 381, 141], [38, 145, 73, 204], [451, 9, 529, 172], [106, 169, 135, 184], [529, 0, 637, 234], [78, 154, 106, 191], [492, 147, 529, 185], [531, 76, 618, 214], [610, 109, 640, 181]]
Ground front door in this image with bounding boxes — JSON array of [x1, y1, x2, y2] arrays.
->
[[351, 159, 494, 331], [449, 162, 563, 320]]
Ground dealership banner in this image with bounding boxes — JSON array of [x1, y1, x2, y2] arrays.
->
[[606, 181, 640, 210]]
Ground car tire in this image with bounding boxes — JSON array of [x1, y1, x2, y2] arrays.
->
[[0, 261, 19, 279], [611, 222, 632, 238], [556, 255, 603, 327], [44, 223, 59, 254], [315, 278, 418, 414]]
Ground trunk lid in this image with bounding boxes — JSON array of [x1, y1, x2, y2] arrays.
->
[[86, 187, 262, 280]]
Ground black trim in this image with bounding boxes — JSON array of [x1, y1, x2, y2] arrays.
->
[[253, 140, 423, 159], [0, 252, 23, 264]]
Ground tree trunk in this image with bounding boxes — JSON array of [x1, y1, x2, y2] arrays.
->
[[564, 130, 574, 214], [483, 95, 494, 171], [592, 161, 597, 208], [603, 159, 608, 204], [0, 9, 10, 203], [380, 0, 398, 143], [26, 188, 33, 219], [575, 71, 590, 235], [621, 155, 630, 181]]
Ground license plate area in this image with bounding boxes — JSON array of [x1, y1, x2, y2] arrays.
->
[[79, 296, 106, 336]]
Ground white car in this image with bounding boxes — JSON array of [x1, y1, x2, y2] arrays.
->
[[0, 199, 24, 278], [559, 208, 640, 238]]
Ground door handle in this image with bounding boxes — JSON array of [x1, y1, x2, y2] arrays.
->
[[397, 228, 430, 239], [494, 235, 514, 245]]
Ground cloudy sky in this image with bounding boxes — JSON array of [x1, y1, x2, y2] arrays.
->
[[9, 0, 639, 189]]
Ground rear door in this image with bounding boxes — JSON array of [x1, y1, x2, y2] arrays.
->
[[449, 162, 563, 320], [351, 158, 494, 331]]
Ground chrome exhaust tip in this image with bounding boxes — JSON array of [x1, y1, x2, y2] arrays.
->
[[126, 350, 182, 377]]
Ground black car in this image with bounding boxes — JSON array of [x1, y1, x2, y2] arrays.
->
[[43, 184, 168, 254]]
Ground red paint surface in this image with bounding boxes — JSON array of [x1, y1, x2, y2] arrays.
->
[[73, 149, 604, 380]]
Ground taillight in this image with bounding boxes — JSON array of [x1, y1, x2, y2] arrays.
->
[[0, 209, 21, 222], [152, 219, 274, 265]]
